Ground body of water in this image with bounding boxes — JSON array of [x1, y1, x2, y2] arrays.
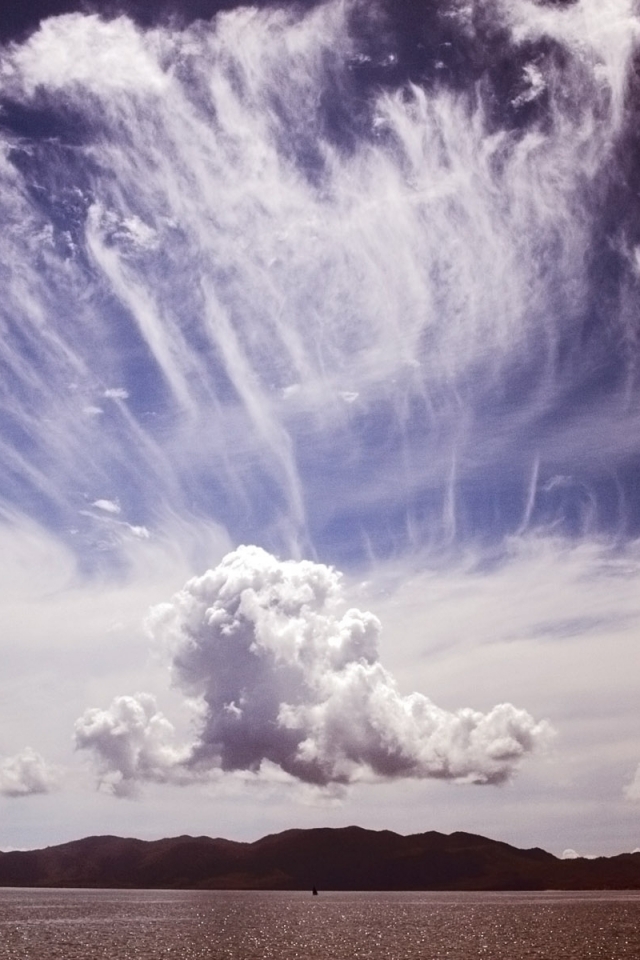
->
[[0, 889, 639, 959]]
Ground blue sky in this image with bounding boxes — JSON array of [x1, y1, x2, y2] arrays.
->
[[1, 0, 640, 857]]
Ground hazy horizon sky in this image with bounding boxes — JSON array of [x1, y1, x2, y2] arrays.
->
[[1, 0, 639, 859]]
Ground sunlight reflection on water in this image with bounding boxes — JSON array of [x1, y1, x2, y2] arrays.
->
[[0, 889, 639, 959]]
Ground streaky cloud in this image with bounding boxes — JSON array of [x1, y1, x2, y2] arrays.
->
[[0, 0, 638, 567]]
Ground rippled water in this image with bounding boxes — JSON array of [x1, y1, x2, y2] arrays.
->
[[0, 889, 639, 959]]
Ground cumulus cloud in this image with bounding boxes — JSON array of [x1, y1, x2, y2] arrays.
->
[[0, 748, 59, 798], [560, 848, 581, 860], [561, 848, 598, 860], [74, 693, 188, 798], [76, 547, 551, 793]]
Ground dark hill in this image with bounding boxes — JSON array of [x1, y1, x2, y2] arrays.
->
[[0, 827, 639, 890]]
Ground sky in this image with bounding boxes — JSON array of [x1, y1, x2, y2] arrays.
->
[[0, 0, 639, 859]]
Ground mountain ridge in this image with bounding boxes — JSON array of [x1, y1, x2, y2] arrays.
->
[[1, 826, 639, 890]]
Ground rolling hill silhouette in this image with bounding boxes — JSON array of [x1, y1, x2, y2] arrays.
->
[[1, 827, 639, 890]]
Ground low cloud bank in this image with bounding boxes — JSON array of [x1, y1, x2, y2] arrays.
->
[[75, 547, 551, 795], [0, 748, 59, 798]]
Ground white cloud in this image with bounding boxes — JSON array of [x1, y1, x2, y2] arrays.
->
[[0, 513, 77, 599], [560, 848, 580, 860], [0, 748, 59, 798], [103, 388, 129, 400], [8, 14, 168, 96], [281, 385, 301, 400], [560, 848, 598, 860], [74, 693, 188, 798], [92, 499, 121, 515], [120, 216, 158, 250], [375, 534, 640, 702], [128, 525, 150, 539], [77, 547, 550, 793], [0, 0, 637, 571]]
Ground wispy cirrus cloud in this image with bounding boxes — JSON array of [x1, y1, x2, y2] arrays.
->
[[0, 0, 638, 566]]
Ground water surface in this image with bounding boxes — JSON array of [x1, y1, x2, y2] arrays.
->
[[1, 889, 639, 959]]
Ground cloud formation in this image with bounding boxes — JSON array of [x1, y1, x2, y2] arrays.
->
[[76, 547, 550, 793], [0, 0, 639, 569], [92, 499, 121, 514], [0, 0, 638, 855], [0, 748, 59, 798], [560, 849, 581, 860], [74, 693, 188, 798]]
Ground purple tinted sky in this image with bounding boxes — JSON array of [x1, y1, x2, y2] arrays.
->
[[0, 0, 639, 858]]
